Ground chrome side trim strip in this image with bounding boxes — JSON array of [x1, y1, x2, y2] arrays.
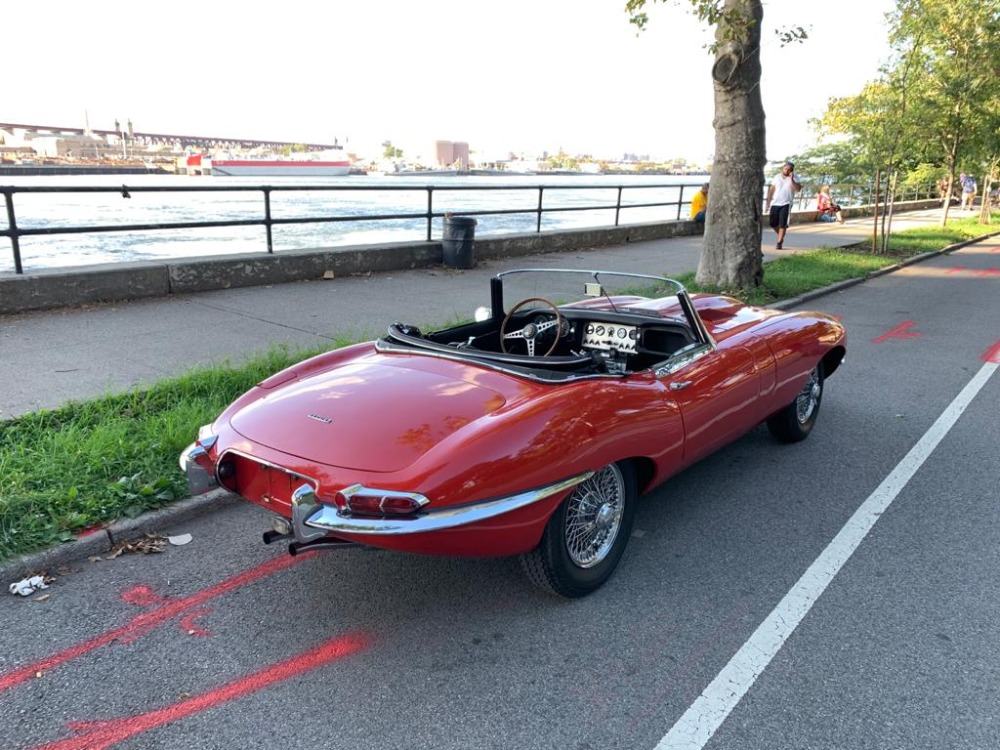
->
[[291, 471, 594, 539], [654, 343, 713, 377]]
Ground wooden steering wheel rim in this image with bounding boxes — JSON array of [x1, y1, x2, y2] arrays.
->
[[500, 297, 563, 356]]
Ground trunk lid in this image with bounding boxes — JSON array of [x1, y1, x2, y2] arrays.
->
[[229, 359, 507, 471]]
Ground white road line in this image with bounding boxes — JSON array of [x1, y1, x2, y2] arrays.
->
[[654, 360, 999, 750]]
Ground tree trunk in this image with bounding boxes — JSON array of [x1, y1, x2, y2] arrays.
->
[[940, 135, 960, 227], [696, 0, 766, 289], [881, 169, 897, 255], [978, 157, 998, 224], [871, 168, 881, 254]]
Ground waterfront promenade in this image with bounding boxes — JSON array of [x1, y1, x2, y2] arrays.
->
[[0, 208, 945, 420]]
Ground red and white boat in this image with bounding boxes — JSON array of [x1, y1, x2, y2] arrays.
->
[[198, 149, 352, 177]]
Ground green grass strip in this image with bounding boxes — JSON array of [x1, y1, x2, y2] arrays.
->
[[0, 345, 328, 561], [678, 212, 996, 304]]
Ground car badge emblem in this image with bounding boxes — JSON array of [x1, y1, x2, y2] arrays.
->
[[307, 413, 333, 424]]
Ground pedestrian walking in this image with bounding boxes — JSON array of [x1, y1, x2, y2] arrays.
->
[[765, 161, 801, 249], [960, 173, 977, 210]]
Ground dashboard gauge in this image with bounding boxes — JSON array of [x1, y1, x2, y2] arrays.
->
[[581, 321, 639, 353]]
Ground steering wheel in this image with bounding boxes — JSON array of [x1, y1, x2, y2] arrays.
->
[[500, 297, 563, 356]]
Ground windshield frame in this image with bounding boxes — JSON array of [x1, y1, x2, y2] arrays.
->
[[489, 268, 713, 349]]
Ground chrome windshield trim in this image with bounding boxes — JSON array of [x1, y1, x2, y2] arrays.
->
[[676, 289, 717, 349], [291, 471, 594, 539]]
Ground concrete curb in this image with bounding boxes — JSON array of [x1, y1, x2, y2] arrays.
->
[[4, 223, 997, 583], [1, 490, 236, 581]]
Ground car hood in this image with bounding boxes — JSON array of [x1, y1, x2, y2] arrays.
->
[[228, 359, 507, 472]]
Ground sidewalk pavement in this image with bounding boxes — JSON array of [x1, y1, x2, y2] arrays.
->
[[0, 209, 946, 420]]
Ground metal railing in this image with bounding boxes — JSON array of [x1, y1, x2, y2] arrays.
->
[[1, 179, 940, 275], [1, 181, 704, 275], [783, 181, 940, 210]]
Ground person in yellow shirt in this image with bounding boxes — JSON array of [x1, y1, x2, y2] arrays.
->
[[690, 183, 709, 222]]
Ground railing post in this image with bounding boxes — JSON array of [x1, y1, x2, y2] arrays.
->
[[615, 186, 623, 227], [427, 187, 434, 241], [536, 187, 544, 233], [677, 185, 686, 221], [263, 187, 274, 254], [3, 188, 23, 274]]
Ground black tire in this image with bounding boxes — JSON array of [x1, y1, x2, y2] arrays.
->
[[520, 461, 637, 598], [767, 362, 824, 443]]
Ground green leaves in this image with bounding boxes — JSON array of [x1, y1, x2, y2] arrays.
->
[[110, 474, 177, 519], [819, 0, 1000, 184]]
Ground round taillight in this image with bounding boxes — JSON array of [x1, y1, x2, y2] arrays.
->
[[333, 492, 349, 510]]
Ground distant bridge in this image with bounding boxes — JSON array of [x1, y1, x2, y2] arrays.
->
[[0, 122, 340, 151]]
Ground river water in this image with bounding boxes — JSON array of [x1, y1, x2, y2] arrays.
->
[[0, 173, 703, 274]]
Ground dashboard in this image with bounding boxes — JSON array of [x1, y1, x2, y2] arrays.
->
[[581, 322, 640, 354]]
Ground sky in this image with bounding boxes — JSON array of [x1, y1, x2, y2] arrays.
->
[[4, 0, 897, 165]]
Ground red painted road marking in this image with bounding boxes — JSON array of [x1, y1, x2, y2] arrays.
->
[[121, 585, 169, 607], [944, 267, 966, 274], [983, 341, 1000, 364], [872, 321, 922, 344], [179, 609, 213, 637], [975, 268, 1000, 277], [124, 586, 212, 636], [31, 633, 371, 750], [0, 553, 311, 693]]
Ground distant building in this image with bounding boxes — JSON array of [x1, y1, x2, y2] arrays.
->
[[434, 140, 470, 170], [27, 135, 115, 159]]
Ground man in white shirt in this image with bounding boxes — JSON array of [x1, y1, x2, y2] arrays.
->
[[765, 161, 802, 250]]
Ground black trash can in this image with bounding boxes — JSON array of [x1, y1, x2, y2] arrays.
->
[[442, 216, 477, 269]]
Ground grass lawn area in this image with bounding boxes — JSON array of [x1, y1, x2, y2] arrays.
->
[[677, 213, 998, 305], [1, 213, 996, 563]]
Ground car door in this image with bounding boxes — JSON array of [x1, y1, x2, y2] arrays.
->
[[658, 332, 771, 466]]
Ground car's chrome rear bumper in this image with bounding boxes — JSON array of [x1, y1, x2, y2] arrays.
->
[[290, 472, 593, 542], [179, 441, 218, 496]]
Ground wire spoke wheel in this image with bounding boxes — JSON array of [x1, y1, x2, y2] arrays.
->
[[564, 465, 625, 568], [767, 361, 824, 443], [795, 366, 822, 424], [520, 460, 637, 598]]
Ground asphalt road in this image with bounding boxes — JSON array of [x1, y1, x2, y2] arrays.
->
[[1, 234, 998, 750]]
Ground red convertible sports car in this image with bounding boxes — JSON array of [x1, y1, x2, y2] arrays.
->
[[181, 268, 846, 597]]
